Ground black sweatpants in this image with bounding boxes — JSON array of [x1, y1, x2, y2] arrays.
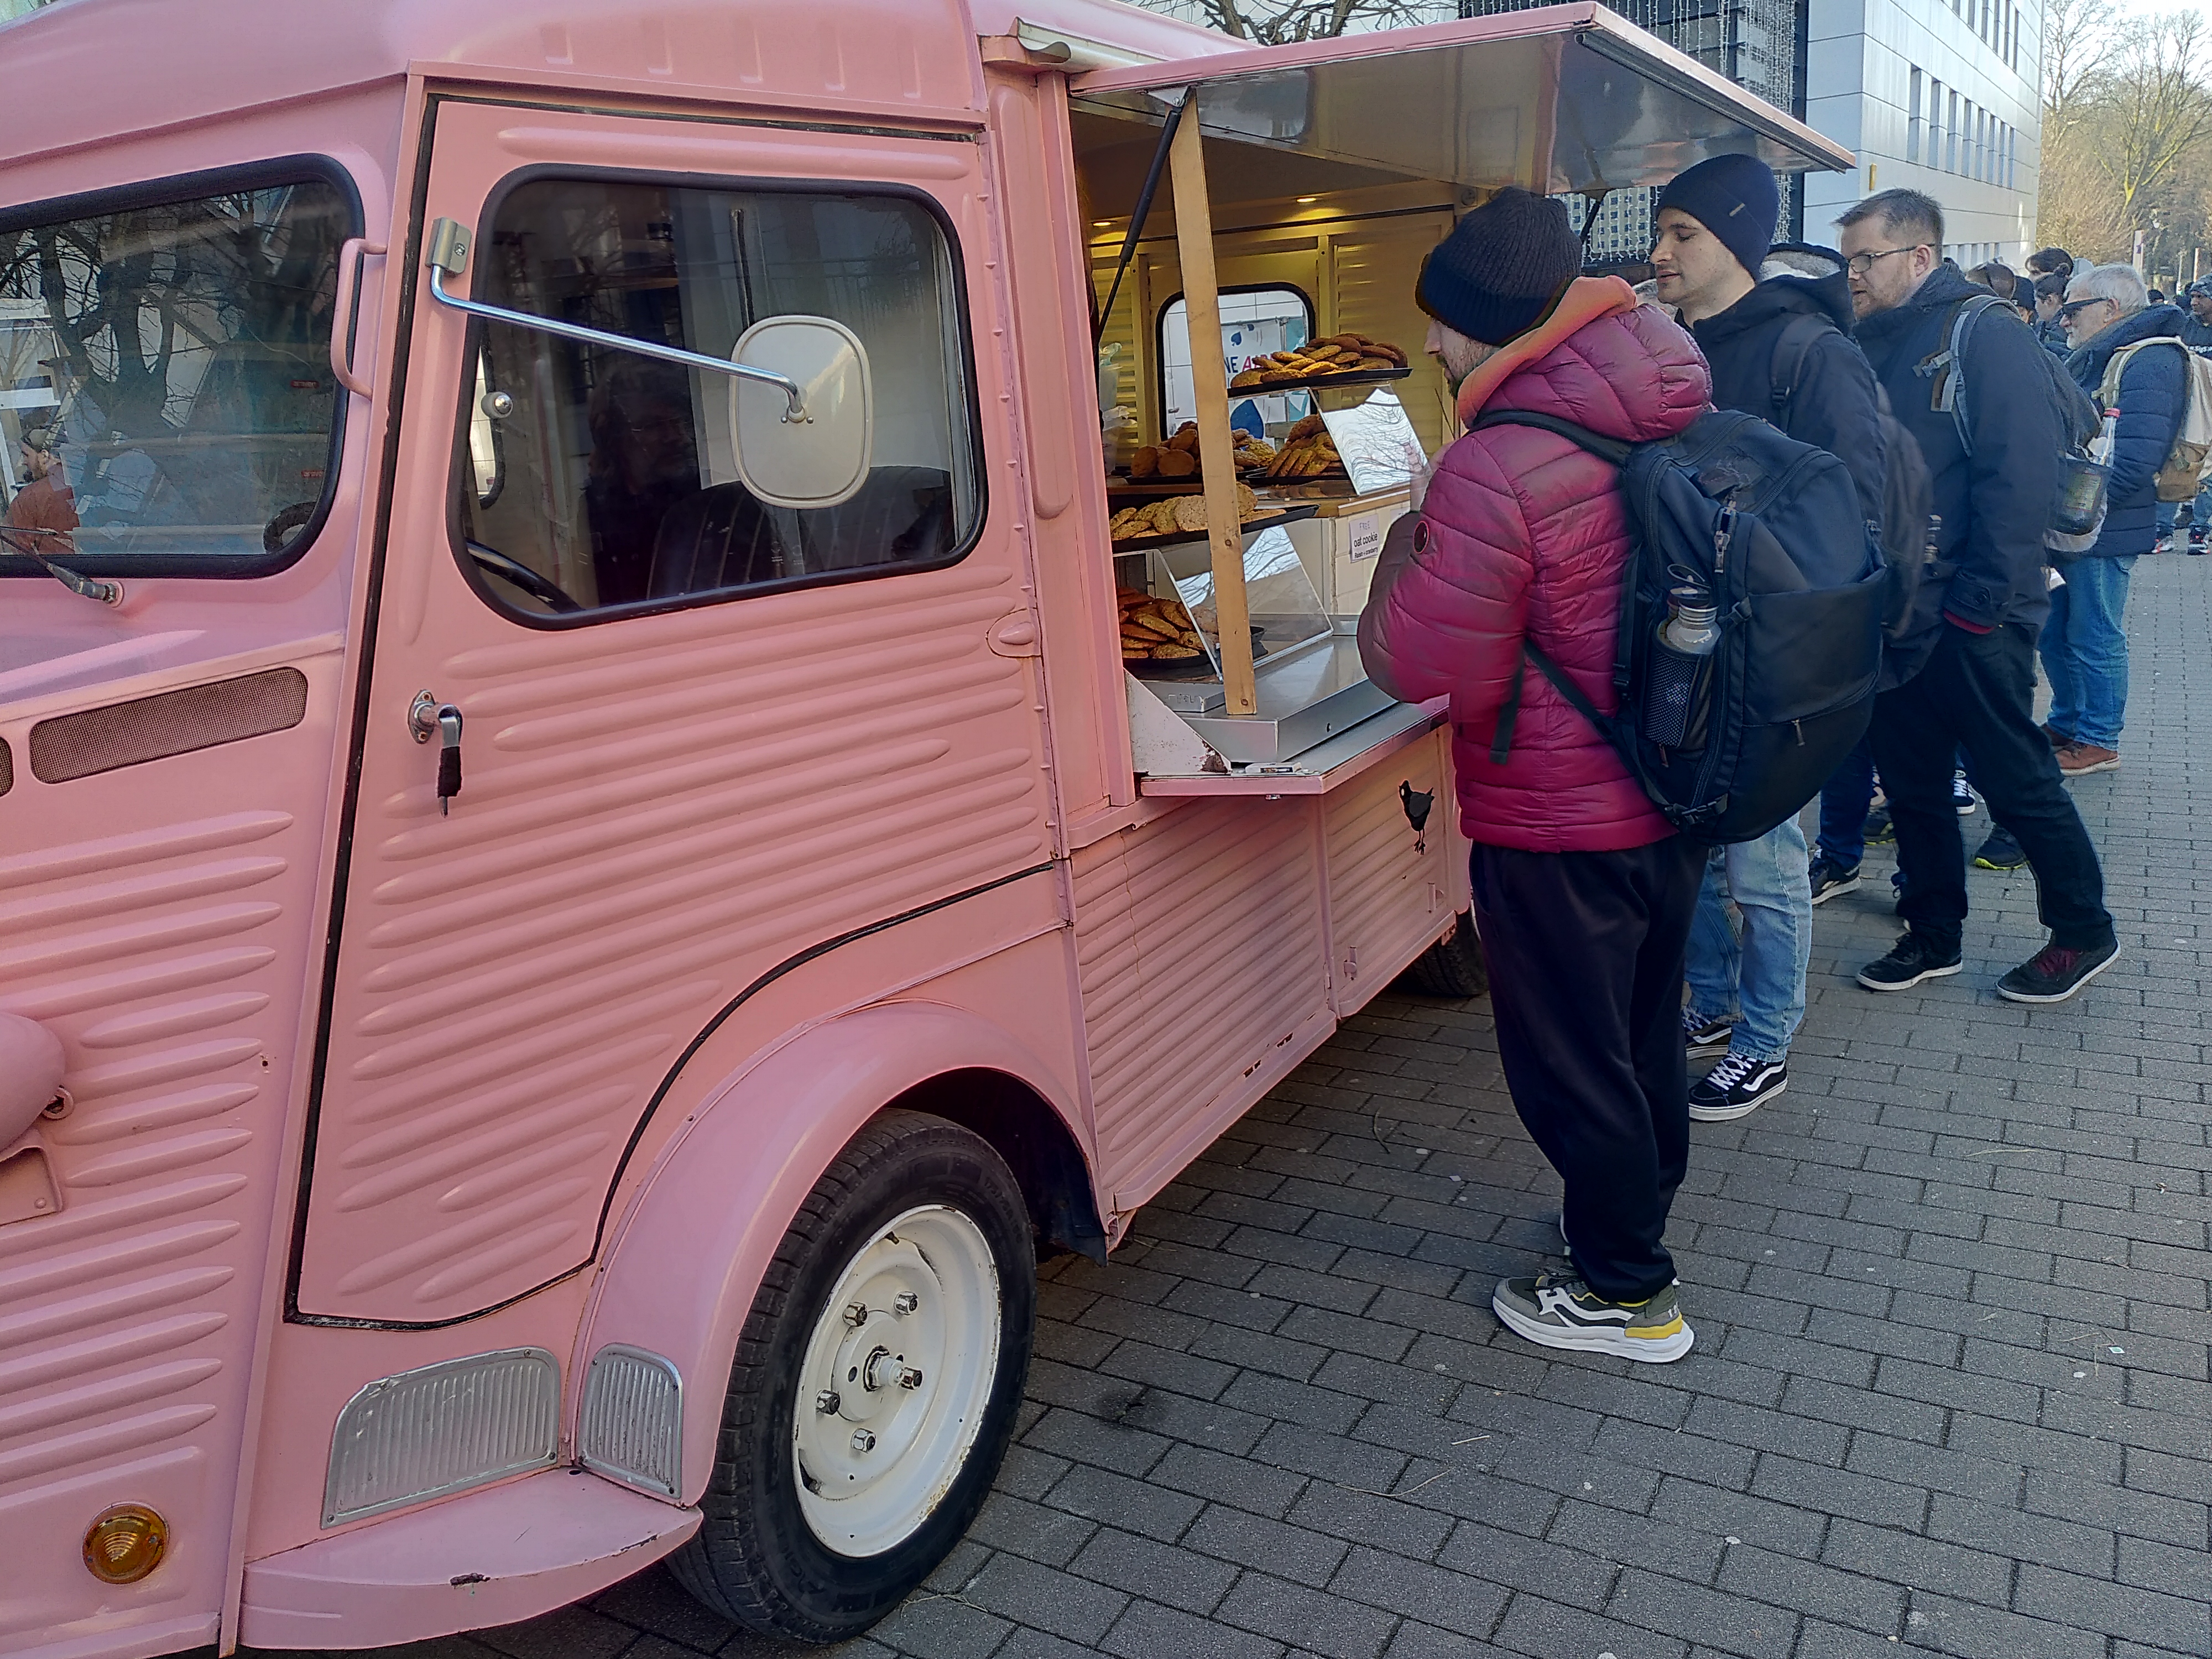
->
[[1869, 624, 2114, 956], [1469, 836, 1703, 1303]]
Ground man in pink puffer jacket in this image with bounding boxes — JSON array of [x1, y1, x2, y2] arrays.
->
[[1359, 187, 1710, 1363]]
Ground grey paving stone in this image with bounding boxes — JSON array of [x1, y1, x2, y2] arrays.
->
[[1213, 1572, 1399, 1659], [1490, 1591, 1691, 1659], [1042, 1462, 1203, 1543], [1606, 1569, 1797, 1659], [1185, 1504, 1353, 1589], [961, 1554, 1127, 1645], [2013, 1562, 2212, 1652], [1433, 1520, 1618, 1610], [1067, 1526, 1238, 1615], [1818, 1518, 2012, 1607], [1101, 1599, 1285, 1659]]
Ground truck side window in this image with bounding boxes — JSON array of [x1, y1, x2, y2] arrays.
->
[[0, 164, 353, 576], [454, 177, 982, 622]]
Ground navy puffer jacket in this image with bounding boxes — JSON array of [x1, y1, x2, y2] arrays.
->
[[2067, 302, 2189, 558], [1856, 263, 2064, 632]]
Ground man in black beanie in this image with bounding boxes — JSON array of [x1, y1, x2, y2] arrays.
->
[[1649, 154, 1888, 1125], [1361, 186, 1712, 1361]]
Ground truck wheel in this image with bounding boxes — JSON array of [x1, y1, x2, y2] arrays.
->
[[668, 1109, 1035, 1642], [1394, 912, 1489, 998]]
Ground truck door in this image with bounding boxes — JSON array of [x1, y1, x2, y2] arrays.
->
[[291, 98, 1055, 1326]]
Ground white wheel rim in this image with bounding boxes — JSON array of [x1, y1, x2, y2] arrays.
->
[[792, 1204, 1001, 1557]]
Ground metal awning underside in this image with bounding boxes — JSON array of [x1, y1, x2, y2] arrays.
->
[[1069, 2, 1853, 197]]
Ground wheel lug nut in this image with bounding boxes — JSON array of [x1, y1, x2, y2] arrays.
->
[[898, 1366, 924, 1390], [893, 1292, 919, 1314], [815, 1390, 841, 1413], [842, 1302, 868, 1327], [851, 1429, 877, 1454]]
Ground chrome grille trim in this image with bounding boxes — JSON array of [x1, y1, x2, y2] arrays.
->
[[578, 1344, 682, 1498], [324, 1346, 560, 1525]]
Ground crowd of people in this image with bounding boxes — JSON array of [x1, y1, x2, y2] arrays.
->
[[1361, 160, 2192, 1365]]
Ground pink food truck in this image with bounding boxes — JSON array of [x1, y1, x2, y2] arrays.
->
[[0, 1, 1848, 1651]]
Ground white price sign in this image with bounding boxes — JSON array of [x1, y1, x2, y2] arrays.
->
[[1347, 513, 1383, 562]]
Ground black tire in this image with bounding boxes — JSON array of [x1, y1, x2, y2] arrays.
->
[[667, 1109, 1036, 1642], [1392, 912, 1489, 998]]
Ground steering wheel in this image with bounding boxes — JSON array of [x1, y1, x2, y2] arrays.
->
[[466, 539, 583, 613]]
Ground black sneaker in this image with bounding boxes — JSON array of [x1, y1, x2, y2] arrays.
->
[[1973, 826, 2027, 870], [1808, 855, 1862, 905], [1952, 774, 1976, 816], [1689, 1052, 1787, 1121], [1997, 939, 2121, 1004], [1863, 806, 1895, 844], [1856, 932, 1965, 992], [1491, 1271, 1693, 1363], [2190, 528, 2209, 555], [1681, 1007, 1735, 1057]]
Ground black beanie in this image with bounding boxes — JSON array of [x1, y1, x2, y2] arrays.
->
[[1416, 187, 1583, 347], [1655, 154, 1778, 279]]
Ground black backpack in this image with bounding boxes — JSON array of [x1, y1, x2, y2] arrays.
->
[[1473, 408, 1888, 846], [1770, 314, 1936, 655]]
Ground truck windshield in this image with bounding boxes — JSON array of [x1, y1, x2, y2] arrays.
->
[[0, 165, 352, 576]]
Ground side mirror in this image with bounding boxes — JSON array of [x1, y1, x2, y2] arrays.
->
[[731, 317, 873, 509]]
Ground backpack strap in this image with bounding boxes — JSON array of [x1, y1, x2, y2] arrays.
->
[[1468, 409, 1633, 765], [1767, 314, 1833, 424], [2096, 337, 2190, 407], [1470, 409, 1634, 465], [1914, 293, 2009, 457]]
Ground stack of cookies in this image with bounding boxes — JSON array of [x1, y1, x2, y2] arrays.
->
[[1107, 481, 1261, 544], [1258, 415, 1343, 482], [1229, 333, 1406, 389], [1118, 588, 1207, 661], [1127, 423, 1275, 481]]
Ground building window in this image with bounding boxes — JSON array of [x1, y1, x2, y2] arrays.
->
[[1908, 69, 1924, 164], [1948, 90, 1961, 172]]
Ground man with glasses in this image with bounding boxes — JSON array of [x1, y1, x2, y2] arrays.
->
[[1835, 190, 2119, 1005]]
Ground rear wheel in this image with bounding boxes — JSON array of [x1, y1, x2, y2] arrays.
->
[[669, 1110, 1036, 1642], [1393, 912, 1489, 998]]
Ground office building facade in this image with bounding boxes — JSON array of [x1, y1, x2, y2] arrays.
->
[[1803, 0, 2040, 265], [1465, 0, 2038, 268]]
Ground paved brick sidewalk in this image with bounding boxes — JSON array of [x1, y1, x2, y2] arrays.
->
[[255, 557, 2212, 1659]]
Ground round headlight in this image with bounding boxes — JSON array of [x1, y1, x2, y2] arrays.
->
[[83, 1505, 168, 1584]]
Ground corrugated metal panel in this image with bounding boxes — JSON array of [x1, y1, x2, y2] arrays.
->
[[0, 656, 339, 1643], [300, 562, 1051, 1321], [1321, 730, 1455, 1015], [1072, 800, 1329, 1197]]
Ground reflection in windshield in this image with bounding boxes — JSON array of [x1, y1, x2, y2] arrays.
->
[[0, 176, 348, 568]]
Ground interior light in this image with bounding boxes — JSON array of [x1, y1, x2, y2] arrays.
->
[[1093, 220, 1114, 227], [83, 1505, 168, 1584], [1296, 196, 1319, 205]]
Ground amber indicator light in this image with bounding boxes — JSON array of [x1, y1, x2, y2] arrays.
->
[[82, 1505, 168, 1584]]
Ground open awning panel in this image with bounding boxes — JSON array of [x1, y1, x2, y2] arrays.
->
[[1069, 2, 1854, 197]]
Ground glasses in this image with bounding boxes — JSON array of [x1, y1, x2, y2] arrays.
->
[[2058, 298, 2111, 322], [1844, 244, 1928, 278]]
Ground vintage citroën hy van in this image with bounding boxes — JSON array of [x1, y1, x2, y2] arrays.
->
[[0, 0, 1848, 1651]]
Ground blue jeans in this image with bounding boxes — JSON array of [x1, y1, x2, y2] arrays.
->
[[1817, 735, 1877, 868], [2039, 555, 2136, 749], [1684, 817, 1812, 1063]]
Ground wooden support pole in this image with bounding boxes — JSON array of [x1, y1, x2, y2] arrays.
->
[[1166, 98, 1258, 717]]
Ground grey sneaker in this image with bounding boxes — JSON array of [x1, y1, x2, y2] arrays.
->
[[1492, 1272, 1694, 1363]]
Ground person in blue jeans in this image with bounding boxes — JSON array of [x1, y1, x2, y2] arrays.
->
[[1682, 828, 1811, 1117], [1649, 155, 1886, 1120], [2047, 264, 2188, 776]]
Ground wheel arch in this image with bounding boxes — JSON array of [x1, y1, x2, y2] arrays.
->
[[572, 999, 1098, 1505]]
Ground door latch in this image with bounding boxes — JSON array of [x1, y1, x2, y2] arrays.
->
[[408, 689, 464, 815]]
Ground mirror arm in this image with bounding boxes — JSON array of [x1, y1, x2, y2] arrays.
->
[[425, 262, 807, 422]]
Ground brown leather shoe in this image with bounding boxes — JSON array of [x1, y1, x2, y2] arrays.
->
[[2041, 722, 2072, 749], [2057, 742, 2120, 776]]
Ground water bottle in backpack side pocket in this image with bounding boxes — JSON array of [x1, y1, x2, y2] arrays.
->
[[1641, 585, 1720, 750]]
